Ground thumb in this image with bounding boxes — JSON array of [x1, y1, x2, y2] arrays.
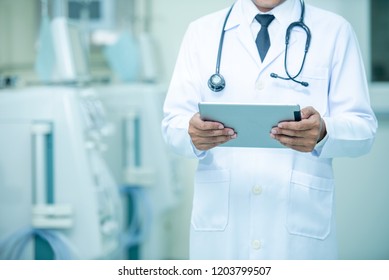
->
[[300, 106, 317, 120]]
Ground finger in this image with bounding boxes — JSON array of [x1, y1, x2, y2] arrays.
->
[[270, 136, 308, 152], [192, 113, 224, 131], [271, 133, 305, 147], [189, 113, 228, 140], [271, 134, 316, 150], [196, 134, 237, 145], [271, 127, 305, 138], [278, 107, 321, 131], [195, 134, 237, 150], [271, 127, 319, 139], [277, 119, 313, 131], [196, 121, 225, 131], [195, 128, 235, 137]]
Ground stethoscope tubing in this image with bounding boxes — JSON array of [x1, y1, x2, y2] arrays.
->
[[208, 0, 311, 92]]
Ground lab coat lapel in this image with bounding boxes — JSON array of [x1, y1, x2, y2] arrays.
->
[[235, 20, 262, 68], [260, 25, 289, 69], [225, 2, 262, 69]]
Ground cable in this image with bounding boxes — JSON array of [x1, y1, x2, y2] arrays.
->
[[0, 227, 79, 260], [120, 186, 152, 249]]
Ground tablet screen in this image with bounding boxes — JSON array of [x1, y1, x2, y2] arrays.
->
[[199, 102, 301, 148]]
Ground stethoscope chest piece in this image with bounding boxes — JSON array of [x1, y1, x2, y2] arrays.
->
[[208, 73, 226, 92]]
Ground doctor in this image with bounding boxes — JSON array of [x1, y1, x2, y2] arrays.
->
[[162, 0, 377, 259]]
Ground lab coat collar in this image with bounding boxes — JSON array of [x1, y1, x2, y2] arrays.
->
[[224, 2, 241, 31], [225, 0, 301, 31], [224, 0, 302, 70], [240, 0, 296, 27]]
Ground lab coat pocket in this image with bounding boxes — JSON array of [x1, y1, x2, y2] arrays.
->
[[300, 66, 328, 80], [286, 170, 334, 240], [291, 66, 329, 115], [192, 169, 230, 231]]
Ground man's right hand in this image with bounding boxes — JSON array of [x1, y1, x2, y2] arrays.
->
[[188, 113, 236, 151]]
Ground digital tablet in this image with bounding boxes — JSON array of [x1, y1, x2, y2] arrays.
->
[[199, 102, 301, 148]]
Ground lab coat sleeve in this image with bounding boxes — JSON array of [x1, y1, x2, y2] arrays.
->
[[161, 23, 207, 159], [314, 21, 378, 158]]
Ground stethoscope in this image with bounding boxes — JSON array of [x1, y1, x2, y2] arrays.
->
[[208, 0, 311, 92]]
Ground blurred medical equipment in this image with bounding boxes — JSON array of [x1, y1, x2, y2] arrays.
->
[[35, 0, 89, 83], [91, 0, 175, 259], [0, 86, 122, 259], [96, 83, 181, 260], [92, 0, 158, 83], [137, 0, 159, 82], [0, 75, 18, 89], [103, 31, 140, 82], [3, 0, 175, 260], [67, 0, 116, 31], [35, 0, 55, 81]]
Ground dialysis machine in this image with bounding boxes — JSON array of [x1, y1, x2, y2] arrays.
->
[[96, 83, 181, 260], [0, 86, 122, 259], [0, 0, 178, 260]]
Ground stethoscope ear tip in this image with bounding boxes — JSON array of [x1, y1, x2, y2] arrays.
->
[[270, 72, 309, 87], [301, 81, 309, 87]]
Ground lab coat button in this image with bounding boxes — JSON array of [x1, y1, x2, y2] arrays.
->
[[252, 240, 262, 250], [253, 185, 263, 195]]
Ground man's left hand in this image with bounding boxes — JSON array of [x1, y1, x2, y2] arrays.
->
[[270, 106, 326, 152]]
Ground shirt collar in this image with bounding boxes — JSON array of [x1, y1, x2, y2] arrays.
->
[[241, 0, 297, 27]]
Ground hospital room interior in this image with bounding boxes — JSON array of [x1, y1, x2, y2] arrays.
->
[[0, 0, 388, 260]]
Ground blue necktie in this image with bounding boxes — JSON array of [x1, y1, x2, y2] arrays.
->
[[255, 14, 275, 62]]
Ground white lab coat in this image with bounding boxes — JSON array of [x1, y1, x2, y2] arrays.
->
[[162, 0, 377, 259]]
